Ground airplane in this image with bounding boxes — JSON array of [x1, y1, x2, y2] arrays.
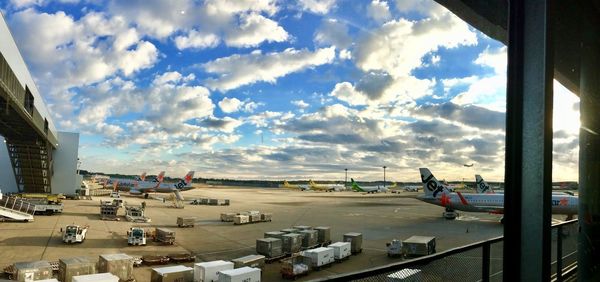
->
[[105, 171, 164, 189], [417, 168, 578, 223], [475, 174, 574, 196], [308, 180, 344, 192], [112, 171, 195, 200], [463, 163, 474, 167], [282, 180, 310, 191], [350, 178, 388, 193]]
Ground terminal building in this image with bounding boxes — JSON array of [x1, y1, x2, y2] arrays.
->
[[0, 12, 80, 195]]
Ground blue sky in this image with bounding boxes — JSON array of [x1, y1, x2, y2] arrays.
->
[[1, 0, 580, 181]]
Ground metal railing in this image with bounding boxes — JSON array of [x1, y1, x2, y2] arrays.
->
[[316, 219, 578, 282], [0, 195, 36, 215]]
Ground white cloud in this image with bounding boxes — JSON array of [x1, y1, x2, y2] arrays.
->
[[291, 100, 309, 109], [203, 47, 336, 92], [152, 71, 195, 85], [219, 97, 243, 113], [339, 49, 351, 60], [367, 0, 391, 22], [314, 19, 352, 49], [298, 0, 336, 14], [174, 30, 220, 50], [330, 82, 369, 106], [224, 13, 289, 48]]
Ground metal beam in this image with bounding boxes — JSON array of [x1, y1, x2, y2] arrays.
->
[[504, 0, 553, 281]]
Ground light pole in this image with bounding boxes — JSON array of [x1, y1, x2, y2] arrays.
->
[[383, 166, 387, 188], [344, 168, 348, 188]]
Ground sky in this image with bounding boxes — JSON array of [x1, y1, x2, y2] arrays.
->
[[1, 0, 580, 182]]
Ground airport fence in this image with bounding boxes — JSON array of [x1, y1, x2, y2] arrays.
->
[[316, 219, 578, 282]]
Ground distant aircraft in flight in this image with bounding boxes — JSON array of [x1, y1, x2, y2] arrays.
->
[[417, 168, 578, 223], [463, 163, 474, 167]]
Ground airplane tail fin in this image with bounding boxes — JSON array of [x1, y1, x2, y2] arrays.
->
[[475, 175, 493, 194], [184, 171, 195, 186], [112, 180, 118, 192], [283, 180, 292, 188], [140, 172, 146, 181], [419, 168, 448, 197], [389, 182, 397, 188], [157, 171, 165, 182], [350, 178, 363, 192]]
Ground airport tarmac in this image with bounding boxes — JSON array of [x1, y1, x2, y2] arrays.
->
[[0, 186, 508, 281]]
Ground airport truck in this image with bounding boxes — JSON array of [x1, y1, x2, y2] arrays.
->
[[33, 203, 64, 215], [127, 227, 147, 246], [62, 225, 88, 244]]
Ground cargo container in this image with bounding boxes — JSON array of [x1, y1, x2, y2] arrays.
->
[[264, 231, 285, 239], [386, 239, 403, 257], [151, 265, 193, 282], [313, 227, 331, 244], [232, 255, 265, 269], [343, 232, 363, 254], [59, 257, 97, 282], [13, 260, 53, 282], [281, 233, 302, 254], [98, 253, 133, 281], [293, 225, 312, 230], [247, 210, 260, 215], [302, 247, 335, 268], [72, 273, 119, 282], [194, 260, 234, 282], [298, 230, 318, 248], [217, 267, 261, 282], [208, 199, 218, 205], [280, 228, 298, 234], [402, 236, 436, 257], [260, 213, 272, 222], [280, 255, 310, 280], [177, 216, 196, 228], [256, 238, 283, 258], [249, 214, 261, 222], [328, 242, 351, 260], [233, 215, 250, 225], [220, 213, 236, 222], [155, 228, 176, 244]]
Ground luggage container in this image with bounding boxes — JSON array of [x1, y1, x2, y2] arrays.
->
[[386, 239, 403, 257], [281, 233, 302, 254], [233, 215, 250, 225], [264, 231, 285, 239], [247, 210, 260, 215], [260, 213, 272, 222], [293, 225, 312, 230], [220, 213, 237, 222], [256, 238, 283, 258], [217, 267, 261, 282], [177, 216, 196, 228], [13, 260, 53, 281], [314, 227, 331, 245], [98, 253, 134, 281], [328, 242, 351, 260], [402, 236, 436, 257], [302, 247, 335, 268], [151, 265, 193, 282], [249, 214, 261, 222], [280, 228, 298, 234], [343, 232, 363, 254], [232, 255, 265, 269], [280, 255, 310, 280], [58, 257, 97, 282], [298, 230, 318, 249], [208, 199, 218, 205], [194, 260, 234, 282], [155, 228, 176, 244], [72, 273, 119, 282]]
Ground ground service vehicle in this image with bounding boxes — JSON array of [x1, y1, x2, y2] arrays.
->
[[127, 227, 147, 246], [62, 225, 88, 243]]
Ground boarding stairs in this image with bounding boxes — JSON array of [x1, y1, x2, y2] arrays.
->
[[0, 195, 35, 221]]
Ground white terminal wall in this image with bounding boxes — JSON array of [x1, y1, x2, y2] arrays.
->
[[0, 136, 18, 193], [51, 132, 80, 194]]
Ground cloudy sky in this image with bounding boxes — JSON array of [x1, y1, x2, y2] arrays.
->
[[1, 0, 580, 182]]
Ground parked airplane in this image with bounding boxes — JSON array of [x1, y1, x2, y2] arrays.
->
[[418, 168, 578, 223], [350, 178, 388, 193], [309, 180, 344, 192], [112, 171, 195, 200], [105, 171, 164, 189], [282, 180, 310, 191], [476, 174, 574, 196]]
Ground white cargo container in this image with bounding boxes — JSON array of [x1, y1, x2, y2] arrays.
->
[[151, 265, 193, 282], [72, 273, 119, 282], [233, 215, 250, 225], [328, 242, 351, 260], [218, 267, 261, 282], [303, 247, 335, 268], [194, 260, 234, 282]]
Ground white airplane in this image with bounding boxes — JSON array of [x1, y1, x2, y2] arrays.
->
[[475, 174, 574, 196], [112, 171, 195, 200], [105, 171, 164, 189], [350, 178, 388, 193], [417, 168, 578, 223], [282, 180, 310, 191]]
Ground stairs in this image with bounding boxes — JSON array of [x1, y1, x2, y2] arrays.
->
[[0, 195, 35, 221]]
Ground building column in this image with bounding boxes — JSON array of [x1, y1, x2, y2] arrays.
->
[[504, 0, 554, 281]]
